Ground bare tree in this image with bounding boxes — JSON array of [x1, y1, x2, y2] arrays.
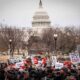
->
[[41, 28, 55, 52], [41, 26, 80, 54], [0, 25, 25, 56]]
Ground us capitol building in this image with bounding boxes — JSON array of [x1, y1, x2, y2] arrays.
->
[[32, 0, 51, 35]]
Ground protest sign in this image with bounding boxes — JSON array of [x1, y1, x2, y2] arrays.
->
[[52, 56, 57, 66], [33, 57, 38, 64], [42, 58, 47, 64], [69, 52, 80, 64], [15, 61, 24, 68], [55, 62, 63, 69]]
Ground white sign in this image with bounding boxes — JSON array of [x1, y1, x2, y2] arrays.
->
[[69, 52, 80, 64], [15, 61, 24, 68], [55, 62, 63, 69], [52, 56, 57, 66]]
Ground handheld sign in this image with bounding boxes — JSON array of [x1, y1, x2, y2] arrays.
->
[[15, 61, 24, 68], [55, 62, 63, 69], [42, 58, 47, 64], [52, 56, 57, 66], [69, 52, 80, 64], [33, 57, 38, 64]]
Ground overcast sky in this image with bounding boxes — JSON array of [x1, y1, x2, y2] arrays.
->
[[0, 0, 80, 28]]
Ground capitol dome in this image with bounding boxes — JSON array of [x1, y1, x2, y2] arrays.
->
[[33, 8, 50, 23], [32, 0, 51, 34]]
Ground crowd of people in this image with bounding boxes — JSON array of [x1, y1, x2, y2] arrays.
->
[[0, 57, 80, 80]]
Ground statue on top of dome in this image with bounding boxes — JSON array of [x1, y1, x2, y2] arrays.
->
[[39, 0, 43, 7]]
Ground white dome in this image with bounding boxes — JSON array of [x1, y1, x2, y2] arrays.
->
[[32, 7, 50, 23], [32, 0, 51, 35], [32, 0, 50, 23]]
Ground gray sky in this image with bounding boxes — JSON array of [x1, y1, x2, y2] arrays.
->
[[0, 0, 80, 27]]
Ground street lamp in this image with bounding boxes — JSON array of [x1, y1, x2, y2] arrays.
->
[[54, 34, 58, 52], [9, 39, 12, 57]]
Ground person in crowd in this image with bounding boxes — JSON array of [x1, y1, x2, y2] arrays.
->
[[1, 58, 80, 80]]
